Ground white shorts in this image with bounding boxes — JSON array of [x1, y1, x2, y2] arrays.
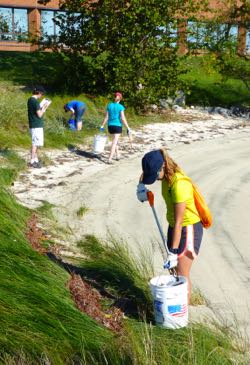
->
[[30, 128, 44, 147]]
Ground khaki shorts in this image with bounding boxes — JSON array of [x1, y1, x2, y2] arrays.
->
[[30, 128, 44, 147]]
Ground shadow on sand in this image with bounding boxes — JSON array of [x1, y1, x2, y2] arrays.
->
[[67, 144, 105, 162]]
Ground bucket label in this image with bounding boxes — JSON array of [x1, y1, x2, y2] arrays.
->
[[168, 304, 187, 317]]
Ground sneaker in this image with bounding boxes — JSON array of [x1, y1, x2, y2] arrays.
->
[[105, 160, 113, 165], [29, 161, 42, 168]]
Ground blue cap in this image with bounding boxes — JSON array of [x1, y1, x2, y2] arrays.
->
[[142, 150, 164, 185]]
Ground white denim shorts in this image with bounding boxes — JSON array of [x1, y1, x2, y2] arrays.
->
[[30, 128, 44, 147]]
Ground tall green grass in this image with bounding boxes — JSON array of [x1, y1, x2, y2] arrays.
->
[[121, 320, 239, 365], [0, 149, 27, 185], [77, 234, 155, 318], [0, 153, 115, 363], [0, 82, 103, 149], [0, 80, 172, 150]]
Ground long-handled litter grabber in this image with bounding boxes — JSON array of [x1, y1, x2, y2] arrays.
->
[[127, 128, 133, 151], [146, 190, 178, 278]]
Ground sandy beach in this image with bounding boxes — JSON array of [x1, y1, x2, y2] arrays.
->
[[13, 109, 250, 338]]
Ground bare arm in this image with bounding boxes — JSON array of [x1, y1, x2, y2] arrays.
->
[[36, 106, 47, 118], [171, 202, 186, 250], [101, 111, 109, 127], [120, 111, 129, 129]]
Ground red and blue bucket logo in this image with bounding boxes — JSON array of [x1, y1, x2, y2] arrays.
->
[[167, 304, 187, 317]]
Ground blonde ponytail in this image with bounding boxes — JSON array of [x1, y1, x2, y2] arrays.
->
[[159, 148, 181, 184]]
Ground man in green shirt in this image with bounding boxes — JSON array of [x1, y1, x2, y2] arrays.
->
[[27, 86, 48, 168]]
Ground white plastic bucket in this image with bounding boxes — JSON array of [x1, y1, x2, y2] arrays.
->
[[149, 275, 188, 329], [93, 134, 107, 154]]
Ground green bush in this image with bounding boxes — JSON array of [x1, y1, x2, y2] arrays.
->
[[180, 55, 250, 107]]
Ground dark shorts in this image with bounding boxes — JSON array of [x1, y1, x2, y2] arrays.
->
[[108, 125, 122, 134], [75, 107, 86, 122], [167, 221, 203, 259]]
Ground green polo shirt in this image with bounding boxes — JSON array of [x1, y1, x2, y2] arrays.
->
[[27, 96, 44, 128]]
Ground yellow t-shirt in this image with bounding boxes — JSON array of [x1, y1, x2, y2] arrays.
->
[[161, 172, 200, 227]]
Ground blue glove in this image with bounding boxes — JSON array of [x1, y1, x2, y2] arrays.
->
[[100, 126, 105, 132]]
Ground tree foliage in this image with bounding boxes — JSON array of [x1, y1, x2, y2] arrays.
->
[[187, 20, 242, 54], [219, 53, 250, 93], [41, 0, 203, 107], [185, 0, 250, 97]]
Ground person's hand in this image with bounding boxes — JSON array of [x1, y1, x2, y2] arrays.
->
[[163, 252, 178, 269], [100, 126, 105, 132], [127, 127, 131, 135], [136, 183, 149, 202]]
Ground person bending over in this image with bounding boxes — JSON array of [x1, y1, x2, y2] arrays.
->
[[137, 149, 203, 303], [64, 100, 86, 131]]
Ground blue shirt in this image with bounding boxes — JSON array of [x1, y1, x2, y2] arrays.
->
[[107, 102, 125, 127], [66, 100, 85, 112]]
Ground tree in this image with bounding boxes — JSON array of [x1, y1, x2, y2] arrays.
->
[[0, 13, 10, 40], [192, 1, 250, 97], [219, 53, 250, 94], [39, 0, 203, 107], [186, 21, 239, 54]]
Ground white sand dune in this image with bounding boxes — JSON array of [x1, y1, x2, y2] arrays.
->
[[13, 111, 250, 338]]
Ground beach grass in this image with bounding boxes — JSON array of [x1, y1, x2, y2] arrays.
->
[[0, 153, 115, 364], [0, 149, 27, 185], [76, 234, 155, 318], [76, 205, 89, 217]]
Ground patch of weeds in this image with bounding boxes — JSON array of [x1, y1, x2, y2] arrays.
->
[[100, 296, 114, 312], [0, 167, 17, 186], [41, 240, 54, 250], [36, 200, 55, 220], [77, 234, 154, 319], [190, 288, 206, 306], [0, 149, 26, 185], [39, 152, 52, 167], [76, 205, 89, 217]]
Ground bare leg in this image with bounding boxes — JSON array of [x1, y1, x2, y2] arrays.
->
[[31, 145, 38, 163], [77, 121, 82, 131], [115, 143, 120, 160], [108, 134, 120, 162], [177, 253, 194, 304]]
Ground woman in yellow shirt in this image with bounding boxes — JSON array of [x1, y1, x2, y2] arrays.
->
[[139, 148, 203, 303]]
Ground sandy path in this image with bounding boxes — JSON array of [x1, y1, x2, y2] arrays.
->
[[13, 111, 250, 337]]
